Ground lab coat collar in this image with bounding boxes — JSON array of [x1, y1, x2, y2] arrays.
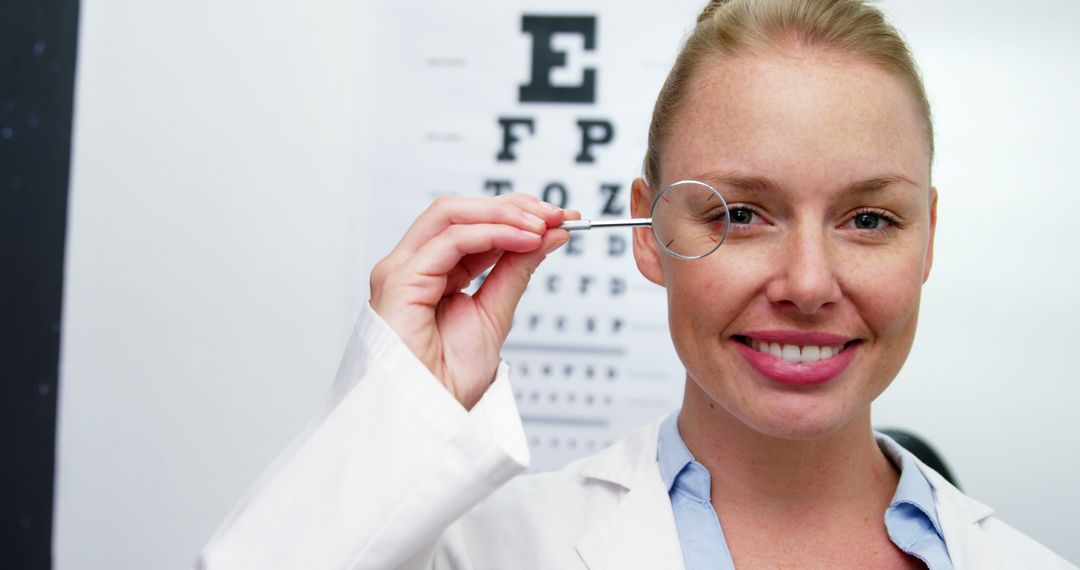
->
[[891, 434, 996, 569], [575, 417, 684, 569], [875, 432, 995, 526], [577, 417, 664, 489], [573, 419, 996, 569]]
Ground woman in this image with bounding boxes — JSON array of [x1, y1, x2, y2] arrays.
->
[[199, 0, 1073, 568]]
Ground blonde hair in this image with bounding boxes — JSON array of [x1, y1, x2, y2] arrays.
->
[[643, 0, 933, 186]]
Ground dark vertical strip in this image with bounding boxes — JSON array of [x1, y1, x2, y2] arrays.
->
[[0, 0, 81, 567]]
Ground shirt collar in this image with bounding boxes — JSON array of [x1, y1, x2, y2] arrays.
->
[[657, 411, 694, 492], [659, 411, 946, 536], [878, 432, 948, 540]]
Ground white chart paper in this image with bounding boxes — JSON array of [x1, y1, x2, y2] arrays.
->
[[362, 1, 703, 470]]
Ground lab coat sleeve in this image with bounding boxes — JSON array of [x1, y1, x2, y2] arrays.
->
[[197, 304, 531, 570]]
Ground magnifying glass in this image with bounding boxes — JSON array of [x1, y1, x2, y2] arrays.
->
[[559, 180, 730, 260]]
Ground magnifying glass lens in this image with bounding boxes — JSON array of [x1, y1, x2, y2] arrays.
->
[[650, 181, 729, 260]]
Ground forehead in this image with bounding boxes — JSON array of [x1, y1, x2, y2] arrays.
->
[[664, 48, 930, 188]]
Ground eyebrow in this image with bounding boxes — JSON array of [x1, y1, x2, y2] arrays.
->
[[693, 172, 919, 195]]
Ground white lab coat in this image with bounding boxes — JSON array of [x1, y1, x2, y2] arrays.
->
[[199, 306, 1075, 569]]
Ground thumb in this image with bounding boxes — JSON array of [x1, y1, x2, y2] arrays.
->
[[474, 228, 569, 339]]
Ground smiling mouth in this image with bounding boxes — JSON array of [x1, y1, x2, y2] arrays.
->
[[734, 336, 860, 364]]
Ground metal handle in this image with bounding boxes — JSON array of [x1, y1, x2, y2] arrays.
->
[[560, 220, 593, 231], [560, 218, 651, 231]]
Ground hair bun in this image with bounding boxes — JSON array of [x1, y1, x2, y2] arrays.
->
[[697, 0, 733, 24]]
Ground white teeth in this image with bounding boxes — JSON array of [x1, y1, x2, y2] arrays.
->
[[748, 339, 846, 363]]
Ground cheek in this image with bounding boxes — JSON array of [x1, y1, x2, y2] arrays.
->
[[661, 247, 774, 347], [840, 243, 926, 363]]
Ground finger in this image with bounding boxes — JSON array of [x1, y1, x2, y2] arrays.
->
[[443, 249, 504, 294], [405, 223, 543, 279], [473, 227, 570, 339], [459, 249, 504, 281], [443, 208, 573, 292], [394, 194, 566, 256]]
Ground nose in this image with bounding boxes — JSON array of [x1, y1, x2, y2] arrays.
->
[[765, 227, 842, 315]]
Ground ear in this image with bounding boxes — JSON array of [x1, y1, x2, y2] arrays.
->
[[631, 178, 666, 286], [923, 186, 938, 283]]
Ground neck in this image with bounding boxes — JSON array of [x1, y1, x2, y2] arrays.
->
[[678, 379, 898, 524]]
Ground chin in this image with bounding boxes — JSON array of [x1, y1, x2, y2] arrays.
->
[[690, 368, 873, 442], [737, 396, 863, 441]]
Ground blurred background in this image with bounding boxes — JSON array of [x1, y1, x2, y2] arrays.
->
[[4, 0, 1079, 567]]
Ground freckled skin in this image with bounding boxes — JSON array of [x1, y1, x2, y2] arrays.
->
[[635, 47, 935, 440]]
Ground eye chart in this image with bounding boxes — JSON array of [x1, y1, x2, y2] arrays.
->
[[361, 1, 702, 470]]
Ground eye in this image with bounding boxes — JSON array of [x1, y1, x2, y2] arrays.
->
[[853, 212, 883, 230], [728, 207, 758, 225], [841, 208, 904, 233]]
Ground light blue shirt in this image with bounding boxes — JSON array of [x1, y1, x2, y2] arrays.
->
[[657, 412, 953, 569]]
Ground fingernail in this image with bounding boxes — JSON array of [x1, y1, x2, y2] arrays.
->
[[545, 239, 566, 254], [540, 201, 560, 211]]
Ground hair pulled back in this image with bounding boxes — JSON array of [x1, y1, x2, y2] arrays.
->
[[643, 0, 933, 186]]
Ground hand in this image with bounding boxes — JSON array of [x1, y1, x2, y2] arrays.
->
[[369, 194, 578, 410]]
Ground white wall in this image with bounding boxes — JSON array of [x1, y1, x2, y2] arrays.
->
[[57, 0, 1080, 568], [58, 0, 373, 566]]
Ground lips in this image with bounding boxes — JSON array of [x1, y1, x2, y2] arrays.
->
[[732, 332, 859, 386]]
